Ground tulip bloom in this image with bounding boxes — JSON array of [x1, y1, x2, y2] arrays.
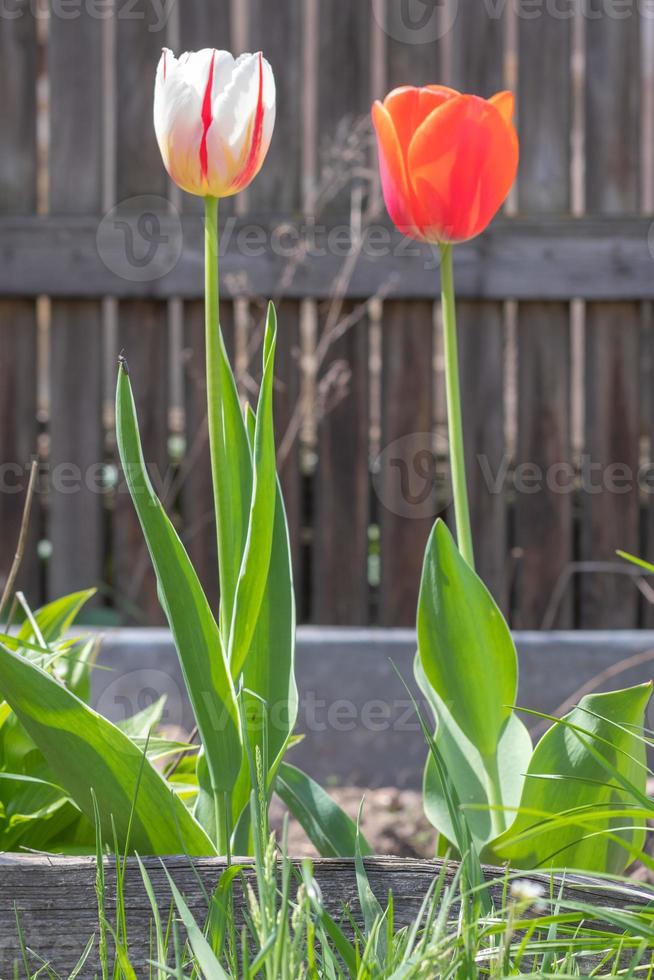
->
[[154, 48, 276, 199], [372, 85, 519, 567], [372, 85, 518, 244]]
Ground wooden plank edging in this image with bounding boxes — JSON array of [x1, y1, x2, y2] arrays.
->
[[0, 855, 651, 976]]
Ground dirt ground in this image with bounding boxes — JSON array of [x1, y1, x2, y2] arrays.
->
[[270, 784, 654, 884]]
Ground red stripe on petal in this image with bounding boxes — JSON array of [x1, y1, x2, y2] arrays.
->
[[200, 50, 217, 182], [232, 53, 265, 192]]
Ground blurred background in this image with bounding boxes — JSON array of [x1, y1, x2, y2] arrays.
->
[[1, 0, 653, 630]]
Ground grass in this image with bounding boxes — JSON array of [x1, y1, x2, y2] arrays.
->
[[10, 763, 654, 979]]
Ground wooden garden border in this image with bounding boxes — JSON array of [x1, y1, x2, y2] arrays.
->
[[0, 855, 651, 976]]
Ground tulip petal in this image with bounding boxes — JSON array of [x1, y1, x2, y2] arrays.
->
[[154, 50, 204, 196], [489, 90, 515, 126], [408, 94, 518, 242], [206, 52, 276, 197], [384, 85, 458, 159], [372, 100, 422, 240], [232, 54, 267, 192]]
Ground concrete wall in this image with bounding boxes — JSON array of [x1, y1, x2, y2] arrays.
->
[[92, 629, 654, 789]]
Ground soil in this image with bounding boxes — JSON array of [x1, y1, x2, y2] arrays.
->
[[270, 784, 654, 884]]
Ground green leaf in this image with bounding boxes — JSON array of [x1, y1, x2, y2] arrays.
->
[[228, 302, 279, 681], [492, 683, 652, 872], [58, 636, 99, 703], [416, 519, 530, 848], [617, 550, 654, 575], [416, 655, 532, 853], [17, 589, 96, 648], [163, 863, 230, 979], [211, 326, 254, 644], [116, 362, 242, 797], [275, 763, 373, 858], [417, 519, 517, 758], [231, 399, 298, 833], [0, 640, 215, 855]]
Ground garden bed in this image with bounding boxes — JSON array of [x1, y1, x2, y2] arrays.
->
[[1, 854, 651, 977], [93, 628, 654, 788]]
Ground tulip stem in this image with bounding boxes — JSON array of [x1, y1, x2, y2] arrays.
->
[[204, 195, 231, 854], [204, 194, 224, 583], [439, 243, 475, 568]]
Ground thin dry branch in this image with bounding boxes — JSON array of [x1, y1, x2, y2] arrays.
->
[[0, 459, 38, 623]]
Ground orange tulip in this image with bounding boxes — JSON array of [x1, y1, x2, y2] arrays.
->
[[372, 85, 518, 244]]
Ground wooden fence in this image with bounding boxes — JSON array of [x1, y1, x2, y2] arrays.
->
[[1, 0, 654, 629]]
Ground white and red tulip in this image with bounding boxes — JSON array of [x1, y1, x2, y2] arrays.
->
[[154, 48, 275, 199]]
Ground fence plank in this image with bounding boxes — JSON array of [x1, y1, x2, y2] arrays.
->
[[112, 5, 169, 624], [378, 301, 435, 626], [449, 0, 507, 610], [0, 10, 39, 605], [514, 5, 573, 628], [247, 0, 305, 602], [48, 10, 105, 602], [313, 307, 370, 623], [312, 0, 372, 623], [580, 13, 641, 628], [459, 304, 507, 607], [3, 215, 654, 302], [377, 4, 442, 626]]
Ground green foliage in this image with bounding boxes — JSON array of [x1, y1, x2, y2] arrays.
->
[[416, 518, 652, 873], [0, 300, 353, 859]]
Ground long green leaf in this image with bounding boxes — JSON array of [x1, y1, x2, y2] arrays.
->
[[416, 655, 532, 854], [231, 400, 298, 834], [228, 302, 279, 681], [211, 326, 253, 642], [416, 519, 531, 847], [0, 641, 214, 854], [417, 519, 517, 757], [17, 589, 96, 648], [276, 762, 372, 857], [116, 362, 242, 797], [492, 684, 652, 872]]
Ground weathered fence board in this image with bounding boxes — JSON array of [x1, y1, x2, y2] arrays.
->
[[48, 8, 106, 604], [312, 3, 372, 624], [0, 12, 40, 601], [581, 14, 642, 628], [450, 0, 508, 610], [0, 855, 650, 977], [3, 215, 654, 301], [111, 5, 170, 624], [514, 8, 573, 629]]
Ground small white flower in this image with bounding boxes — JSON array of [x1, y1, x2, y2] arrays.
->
[[509, 879, 546, 908]]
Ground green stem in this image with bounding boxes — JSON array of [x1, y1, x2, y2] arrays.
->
[[439, 243, 475, 568], [483, 752, 506, 839], [204, 195, 223, 571]]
